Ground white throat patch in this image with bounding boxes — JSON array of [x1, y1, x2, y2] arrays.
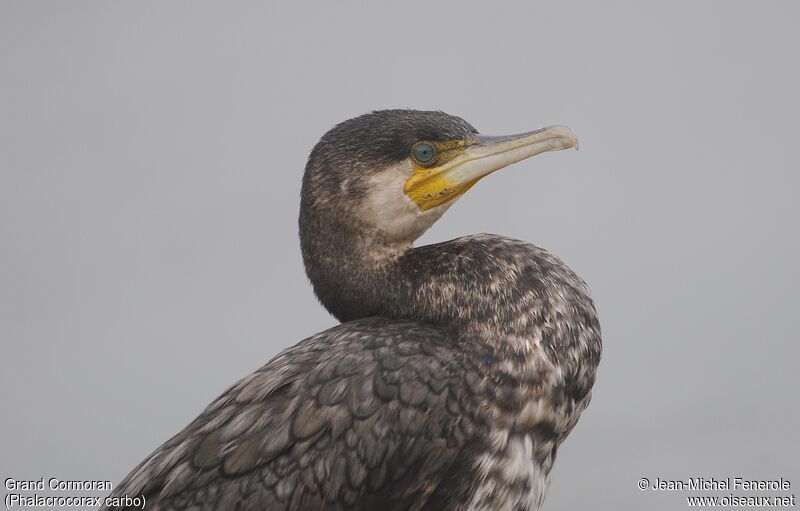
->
[[358, 160, 454, 246]]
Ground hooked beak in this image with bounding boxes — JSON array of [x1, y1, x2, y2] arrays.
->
[[404, 125, 578, 211]]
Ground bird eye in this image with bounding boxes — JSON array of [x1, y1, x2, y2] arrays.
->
[[412, 143, 436, 165]]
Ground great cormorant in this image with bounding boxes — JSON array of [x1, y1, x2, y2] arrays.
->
[[103, 110, 601, 511]]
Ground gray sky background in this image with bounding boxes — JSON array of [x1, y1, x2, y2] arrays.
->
[[1, 2, 798, 509]]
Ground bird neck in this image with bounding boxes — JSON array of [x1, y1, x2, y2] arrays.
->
[[300, 218, 413, 323], [301, 220, 540, 345]]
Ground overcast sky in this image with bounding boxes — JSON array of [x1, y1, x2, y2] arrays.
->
[[1, 2, 798, 509]]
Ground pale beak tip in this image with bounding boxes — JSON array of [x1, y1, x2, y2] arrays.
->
[[549, 125, 579, 151], [566, 127, 579, 151]]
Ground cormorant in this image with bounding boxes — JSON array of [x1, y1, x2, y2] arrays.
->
[[103, 110, 601, 511]]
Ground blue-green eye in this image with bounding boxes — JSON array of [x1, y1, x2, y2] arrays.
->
[[412, 143, 436, 164]]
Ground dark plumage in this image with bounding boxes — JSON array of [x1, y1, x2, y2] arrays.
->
[[103, 110, 601, 511]]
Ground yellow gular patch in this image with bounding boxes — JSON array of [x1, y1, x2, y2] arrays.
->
[[404, 139, 477, 211]]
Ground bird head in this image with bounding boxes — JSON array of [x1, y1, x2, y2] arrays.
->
[[300, 109, 577, 248]]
